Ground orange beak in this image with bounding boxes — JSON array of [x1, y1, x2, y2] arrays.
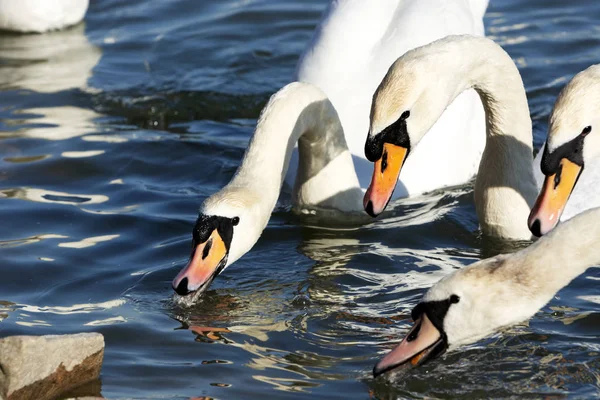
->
[[172, 229, 228, 296], [528, 158, 582, 237], [364, 143, 408, 217], [373, 313, 444, 377]]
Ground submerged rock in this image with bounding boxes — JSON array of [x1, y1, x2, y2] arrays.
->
[[0, 333, 104, 400]]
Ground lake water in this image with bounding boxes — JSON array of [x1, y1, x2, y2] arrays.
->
[[1, 0, 600, 398]]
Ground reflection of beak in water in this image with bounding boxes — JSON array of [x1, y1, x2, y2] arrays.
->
[[0, 23, 101, 93], [170, 290, 345, 393], [189, 326, 231, 341]]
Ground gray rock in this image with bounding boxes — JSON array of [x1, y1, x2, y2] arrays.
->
[[0, 333, 104, 400]]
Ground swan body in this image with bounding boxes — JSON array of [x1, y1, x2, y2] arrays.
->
[[0, 0, 88, 33], [173, 0, 489, 300], [293, 0, 487, 197], [374, 206, 600, 376]]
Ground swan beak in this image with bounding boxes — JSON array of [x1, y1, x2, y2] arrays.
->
[[172, 230, 228, 296], [528, 158, 582, 237], [364, 143, 408, 217], [373, 313, 444, 377]]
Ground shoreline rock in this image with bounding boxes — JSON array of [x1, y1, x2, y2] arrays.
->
[[0, 333, 104, 400]]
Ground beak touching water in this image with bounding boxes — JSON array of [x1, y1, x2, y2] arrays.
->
[[373, 313, 446, 377], [364, 143, 409, 217], [172, 229, 228, 296], [528, 158, 582, 237]]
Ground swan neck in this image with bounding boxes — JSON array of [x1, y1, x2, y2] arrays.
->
[[230, 82, 360, 213], [520, 208, 600, 295], [452, 37, 536, 239]]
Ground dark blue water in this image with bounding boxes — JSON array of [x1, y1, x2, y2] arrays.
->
[[1, 0, 600, 398]]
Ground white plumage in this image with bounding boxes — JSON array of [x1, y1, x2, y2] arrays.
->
[[0, 0, 88, 33], [292, 0, 488, 197]]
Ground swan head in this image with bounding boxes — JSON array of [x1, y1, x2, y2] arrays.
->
[[363, 50, 458, 216], [528, 64, 600, 237], [374, 253, 537, 377], [172, 187, 265, 302]]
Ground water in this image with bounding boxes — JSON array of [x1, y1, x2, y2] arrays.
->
[[1, 0, 600, 398]]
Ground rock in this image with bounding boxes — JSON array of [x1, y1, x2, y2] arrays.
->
[[0, 333, 104, 400]]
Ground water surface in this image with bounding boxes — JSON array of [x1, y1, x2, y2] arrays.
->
[[1, 0, 600, 398]]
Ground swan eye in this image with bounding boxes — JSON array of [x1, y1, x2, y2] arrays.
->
[[401, 110, 410, 120], [582, 126, 592, 136], [232, 217, 240, 226], [450, 294, 460, 304]]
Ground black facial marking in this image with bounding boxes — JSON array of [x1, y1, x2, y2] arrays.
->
[[411, 296, 457, 335], [541, 134, 586, 175], [202, 238, 213, 260], [192, 214, 237, 251], [364, 110, 411, 162]]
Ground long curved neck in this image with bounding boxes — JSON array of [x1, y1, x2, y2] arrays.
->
[[411, 36, 537, 239], [461, 39, 538, 239], [515, 207, 600, 303], [230, 82, 362, 216]]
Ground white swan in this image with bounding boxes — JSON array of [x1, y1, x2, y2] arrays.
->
[[0, 0, 88, 33], [365, 38, 600, 239], [528, 65, 600, 236], [373, 206, 600, 376], [364, 35, 538, 238], [172, 0, 489, 301], [172, 83, 362, 303]]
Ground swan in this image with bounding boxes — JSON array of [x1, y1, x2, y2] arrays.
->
[[172, 82, 363, 303], [363, 37, 600, 240], [0, 0, 88, 33], [363, 35, 538, 239], [528, 65, 600, 236], [172, 0, 489, 301], [373, 206, 600, 377]]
